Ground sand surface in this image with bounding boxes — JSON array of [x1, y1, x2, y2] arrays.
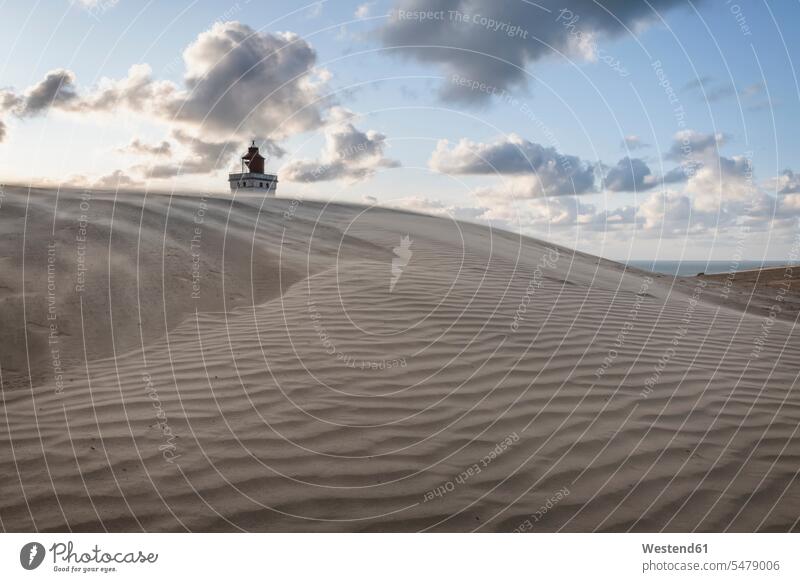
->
[[0, 186, 798, 532]]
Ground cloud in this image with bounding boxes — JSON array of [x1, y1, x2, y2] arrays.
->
[[58, 169, 139, 190], [94, 169, 137, 189], [380, 0, 698, 103], [0, 119, 6, 143], [306, 2, 323, 18], [681, 75, 713, 93], [662, 165, 692, 184], [682, 76, 766, 104], [1, 23, 394, 183], [740, 82, 765, 99], [74, 0, 119, 9], [451, 126, 790, 237], [355, 2, 374, 18], [604, 157, 659, 192], [2, 69, 79, 117], [602, 157, 689, 192], [665, 130, 725, 162], [429, 134, 596, 196], [76, 64, 176, 113], [680, 76, 734, 102], [765, 169, 800, 195], [779, 194, 800, 216], [282, 108, 399, 182], [472, 194, 618, 231], [706, 85, 736, 102], [621, 135, 648, 151], [0, 22, 331, 151], [167, 22, 327, 141], [638, 190, 692, 229], [389, 196, 453, 216], [120, 138, 172, 157], [136, 130, 239, 178], [685, 154, 755, 213], [387, 196, 490, 222]]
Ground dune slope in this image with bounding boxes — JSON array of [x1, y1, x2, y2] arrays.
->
[[0, 187, 798, 532]]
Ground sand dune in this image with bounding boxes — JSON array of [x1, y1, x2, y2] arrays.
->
[[0, 186, 798, 532]]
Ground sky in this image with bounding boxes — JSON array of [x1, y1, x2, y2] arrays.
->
[[0, 0, 799, 262]]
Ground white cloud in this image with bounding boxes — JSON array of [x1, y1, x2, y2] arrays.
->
[[638, 190, 692, 230], [94, 169, 137, 188], [621, 135, 648, 151], [684, 154, 755, 213], [73, 0, 119, 10], [169, 22, 328, 141], [0, 22, 338, 175], [765, 169, 800, 195], [429, 134, 596, 196], [282, 108, 399, 182], [306, 2, 323, 18], [355, 2, 374, 18]]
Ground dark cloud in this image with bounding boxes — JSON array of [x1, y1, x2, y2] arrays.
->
[[0, 91, 21, 111], [380, 0, 698, 103], [0, 119, 6, 142], [429, 134, 596, 196], [607, 157, 696, 192], [605, 156, 691, 191], [605, 157, 656, 192], [282, 109, 398, 182], [717, 154, 752, 178], [662, 165, 692, 184], [8, 69, 78, 117]]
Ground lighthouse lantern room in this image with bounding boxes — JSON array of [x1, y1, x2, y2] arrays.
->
[[228, 141, 278, 195]]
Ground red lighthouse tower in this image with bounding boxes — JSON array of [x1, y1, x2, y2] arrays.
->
[[228, 141, 278, 195]]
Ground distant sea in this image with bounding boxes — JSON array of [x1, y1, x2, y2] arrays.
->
[[626, 260, 798, 277]]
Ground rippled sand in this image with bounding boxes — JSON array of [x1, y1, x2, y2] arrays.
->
[[1, 187, 798, 532]]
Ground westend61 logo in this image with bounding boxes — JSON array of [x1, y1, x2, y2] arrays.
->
[[19, 541, 158, 574]]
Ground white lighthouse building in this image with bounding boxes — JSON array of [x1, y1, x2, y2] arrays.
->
[[228, 141, 278, 195]]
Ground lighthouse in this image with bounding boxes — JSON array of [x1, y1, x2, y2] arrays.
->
[[228, 141, 278, 195]]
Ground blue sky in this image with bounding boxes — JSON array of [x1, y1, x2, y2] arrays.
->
[[1, 0, 798, 261]]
